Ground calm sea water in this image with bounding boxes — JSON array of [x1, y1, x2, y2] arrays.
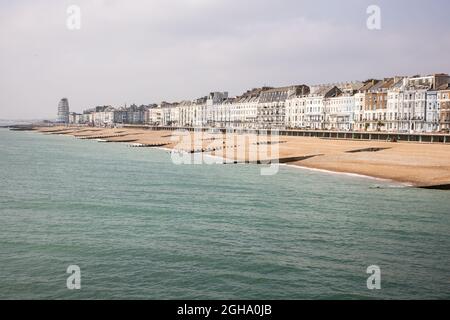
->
[[0, 128, 449, 300]]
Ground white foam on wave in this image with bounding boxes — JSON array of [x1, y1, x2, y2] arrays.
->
[[281, 163, 413, 187]]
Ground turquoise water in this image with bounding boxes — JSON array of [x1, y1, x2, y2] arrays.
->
[[0, 128, 449, 300]]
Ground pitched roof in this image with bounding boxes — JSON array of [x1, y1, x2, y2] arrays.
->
[[437, 83, 450, 91]]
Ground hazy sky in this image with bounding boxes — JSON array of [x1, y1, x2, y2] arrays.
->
[[1, 0, 450, 119]]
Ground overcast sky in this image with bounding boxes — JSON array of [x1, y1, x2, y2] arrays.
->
[[1, 0, 449, 119]]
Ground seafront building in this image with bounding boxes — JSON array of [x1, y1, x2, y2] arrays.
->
[[229, 88, 264, 129], [57, 98, 70, 124], [439, 84, 450, 131], [63, 73, 450, 133], [304, 86, 341, 130]]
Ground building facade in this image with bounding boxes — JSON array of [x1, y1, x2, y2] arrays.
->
[[66, 73, 450, 133], [439, 85, 450, 131], [57, 98, 70, 123]]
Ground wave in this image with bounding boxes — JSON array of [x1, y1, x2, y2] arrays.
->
[[281, 163, 413, 187]]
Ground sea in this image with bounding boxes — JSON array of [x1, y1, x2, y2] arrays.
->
[[0, 128, 449, 299]]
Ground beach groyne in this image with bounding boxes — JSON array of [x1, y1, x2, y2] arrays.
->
[[27, 126, 450, 188], [6, 125, 36, 131]]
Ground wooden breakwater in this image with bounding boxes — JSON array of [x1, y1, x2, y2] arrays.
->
[[129, 143, 168, 148], [7, 125, 35, 131], [223, 154, 322, 165], [419, 184, 450, 190], [78, 134, 129, 140]]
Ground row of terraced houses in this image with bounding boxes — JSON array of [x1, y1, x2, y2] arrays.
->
[[67, 73, 450, 133]]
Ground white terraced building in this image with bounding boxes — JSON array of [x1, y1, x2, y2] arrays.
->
[[213, 98, 234, 128], [303, 86, 341, 130], [193, 97, 208, 127], [286, 83, 360, 131], [229, 89, 261, 129], [159, 102, 181, 127], [399, 87, 429, 133], [73, 73, 450, 133], [353, 92, 366, 131], [146, 106, 162, 126], [255, 86, 309, 129], [324, 93, 356, 131], [93, 106, 115, 127], [386, 76, 445, 133], [386, 79, 404, 132], [285, 96, 307, 129], [206, 92, 228, 127], [425, 91, 440, 132], [178, 101, 193, 127]]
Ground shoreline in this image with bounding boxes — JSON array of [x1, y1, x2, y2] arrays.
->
[[155, 145, 408, 186], [282, 163, 413, 187], [23, 126, 450, 189]]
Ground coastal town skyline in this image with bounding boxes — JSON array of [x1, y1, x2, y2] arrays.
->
[[2, 0, 450, 119], [57, 72, 450, 133]]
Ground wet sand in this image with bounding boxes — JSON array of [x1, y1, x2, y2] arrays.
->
[[34, 126, 450, 187]]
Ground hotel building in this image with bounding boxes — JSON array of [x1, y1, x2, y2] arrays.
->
[[70, 73, 450, 133]]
